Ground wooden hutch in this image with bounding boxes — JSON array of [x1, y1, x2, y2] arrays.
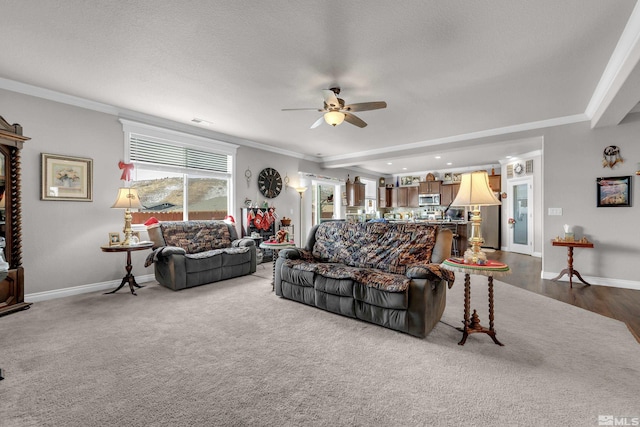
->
[[0, 115, 30, 316]]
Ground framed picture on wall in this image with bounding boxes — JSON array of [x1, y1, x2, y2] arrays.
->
[[596, 176, 631, 207], [41, 153, 93, 201]]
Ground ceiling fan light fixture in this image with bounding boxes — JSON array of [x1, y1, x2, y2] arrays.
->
[[324, 111, 345, 126]]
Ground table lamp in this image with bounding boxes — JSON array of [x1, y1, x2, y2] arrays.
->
[[451, 171, 501, 264], [111, 187, 143, 246]]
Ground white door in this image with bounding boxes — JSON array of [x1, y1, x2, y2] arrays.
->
[[508, 177, 533, 255]]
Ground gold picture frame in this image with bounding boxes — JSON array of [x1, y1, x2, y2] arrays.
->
[[108, 232, 121, 246], [41, 153, 93, 201]]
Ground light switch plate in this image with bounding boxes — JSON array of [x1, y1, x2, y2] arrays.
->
[[548, 208, 563, 216]]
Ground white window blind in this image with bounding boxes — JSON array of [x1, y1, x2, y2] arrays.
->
[[130, 134, 229, 173]]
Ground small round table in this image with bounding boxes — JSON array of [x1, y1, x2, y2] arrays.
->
[[259, 241, 295, 290], [100, 242, 154, 295], [551, 240, 594, 288], [441, 258, 511, 346]]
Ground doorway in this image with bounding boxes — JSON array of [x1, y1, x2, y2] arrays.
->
[[508, 176, 533, 255], [311, 180, 342, 228]]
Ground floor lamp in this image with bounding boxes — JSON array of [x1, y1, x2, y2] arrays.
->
[[451, 171, 501, 264], [295, 187, 307, 244]]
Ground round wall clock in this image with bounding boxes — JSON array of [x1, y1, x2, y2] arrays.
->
[[257, 167, 283, 198], [514, 163, 524, 175]]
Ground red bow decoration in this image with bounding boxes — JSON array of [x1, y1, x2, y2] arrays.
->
[[118, 161, 134, 181]]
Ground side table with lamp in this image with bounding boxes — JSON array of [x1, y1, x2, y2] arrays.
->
[[101, 186, 152, 295], [440, 170, 509, 346]]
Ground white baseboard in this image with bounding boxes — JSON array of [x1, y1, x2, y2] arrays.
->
[[541, 271, 640, 291], [25, 274, 156, 303]]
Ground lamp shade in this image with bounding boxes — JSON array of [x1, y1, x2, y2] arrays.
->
[[324, 111, 345, 126], [451, 171, 501, 207], [111, 187, 143, 209], [295, 186, 307, 195]]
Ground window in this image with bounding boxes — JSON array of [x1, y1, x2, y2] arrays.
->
[[120, 120, 238, 224]]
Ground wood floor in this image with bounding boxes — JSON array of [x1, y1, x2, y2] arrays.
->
[[485, 251, 640, 344]]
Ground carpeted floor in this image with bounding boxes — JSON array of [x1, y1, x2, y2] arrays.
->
[[1, 269, 638, 427]]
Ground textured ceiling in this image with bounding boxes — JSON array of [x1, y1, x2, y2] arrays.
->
[[0, 1, 637, 174]]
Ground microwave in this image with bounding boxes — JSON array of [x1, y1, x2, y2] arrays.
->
[[419, 193, 440, 206]]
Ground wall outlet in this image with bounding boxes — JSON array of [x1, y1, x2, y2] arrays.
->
[[548, 208, 563, 216]]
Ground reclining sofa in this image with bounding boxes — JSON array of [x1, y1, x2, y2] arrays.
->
[[275, 221, 454, 337], [146, 220, 256, 291]]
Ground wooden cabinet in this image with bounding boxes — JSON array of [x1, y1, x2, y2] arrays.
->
[[407, 186, 419, 207], [392, 187, 407, 207], [0, 116, 29, 316], [380, 186, 418, 208], [418, 180, 441, 194], [488, 175, 501, 192], [378, 187, 389, 208], [346, 180, 365, 206], [441, 183, 461, 206]]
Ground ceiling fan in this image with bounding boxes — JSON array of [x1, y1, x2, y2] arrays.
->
[[282, 87, 387, 129]]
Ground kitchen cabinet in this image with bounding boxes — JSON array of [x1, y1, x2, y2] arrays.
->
[[380, 186, 417, 208], [407, 186, 419, 207], [418, 180, 441, 194], [441, 183, 460, 206], [378, 187, 387, 208], [346, 180, 365, 206], [488, 175, 501, 192], [392, 187, 408, 207]]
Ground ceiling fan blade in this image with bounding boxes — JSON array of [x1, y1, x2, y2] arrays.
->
[[322, 89, 341, 109], [310, 116, 325, 129], [282, 108, 324, 111], [342, 101, 387, 112], [344, 112, 367, 128]]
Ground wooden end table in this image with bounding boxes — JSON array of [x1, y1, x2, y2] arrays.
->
[[100, 242, 154, 295], [551, 240, 594, 288], [259, 241, 295, 290], [441, 258, 511, 346]]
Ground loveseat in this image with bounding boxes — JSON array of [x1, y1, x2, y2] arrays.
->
[[146, 220, 256, 291], [275, 221, 454, 337]]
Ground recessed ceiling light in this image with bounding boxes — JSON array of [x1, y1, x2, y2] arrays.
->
[[402, 167, 407, 170], [387, 162, 393, 165], [435, 156, 441, 159], [446, 162, 453, 166], [505, 155, 512, 159]]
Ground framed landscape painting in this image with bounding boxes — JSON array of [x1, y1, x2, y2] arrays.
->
[[41, 153, 93, 201], [596, 176, 631, 207]]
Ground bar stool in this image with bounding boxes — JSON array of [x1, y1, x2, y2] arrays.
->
[[451, 233, 460, 256]]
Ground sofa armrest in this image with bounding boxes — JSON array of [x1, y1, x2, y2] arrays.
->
[[277, 248, 301, 260], [158, 246, 187, 256], [406, 263, 455, 288], [232, 238, 256, 248]]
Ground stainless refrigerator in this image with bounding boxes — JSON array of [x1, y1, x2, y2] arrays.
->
[[478, 193, 501, 249]]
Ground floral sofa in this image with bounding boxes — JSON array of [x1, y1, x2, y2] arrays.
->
[[145, 220, 256, 291], [275, 221, 454, 338]]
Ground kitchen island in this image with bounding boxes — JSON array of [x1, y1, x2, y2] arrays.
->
[[386, 219, 469, 255]]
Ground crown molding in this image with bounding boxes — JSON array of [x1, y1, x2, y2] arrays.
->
[[321, 114, 586, 168], [0, 77, 321, 162]]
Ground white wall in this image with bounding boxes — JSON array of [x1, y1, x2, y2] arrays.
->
[[542, 117, 640, 289], [1, 89, 128, 295]]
